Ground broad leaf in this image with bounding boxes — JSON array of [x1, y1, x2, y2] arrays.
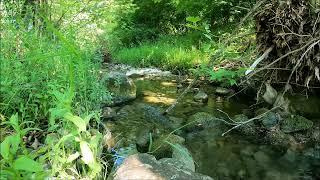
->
[[186, 16, 201, 24], [13, 156, 43, 172], [64, 113, 86, 132], [80, 141, 94, 165]]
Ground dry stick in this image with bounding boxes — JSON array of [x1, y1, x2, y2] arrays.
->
[[282, 39, 320, 95], [221, 106, 279, 136], [163, 78, 197, 115]]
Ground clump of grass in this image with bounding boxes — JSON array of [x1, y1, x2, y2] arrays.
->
[[112, 34, 210, 70]]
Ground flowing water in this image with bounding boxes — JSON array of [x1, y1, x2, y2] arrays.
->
[[109, 75, 320, 180]]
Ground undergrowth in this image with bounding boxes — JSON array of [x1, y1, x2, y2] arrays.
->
[[0, 11, 110, 179]]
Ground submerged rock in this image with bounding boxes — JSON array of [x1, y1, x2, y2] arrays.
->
[[185, 112, 222, 132], [194, 91, 209, 103], [102, 107, 117, 120], [114, 153, 213, 180], [150, 134, 185, 159], [215, 87, 230, 95], [105, 73, 136, 106], [281, 115, 313, 133], [260, 112, 280, 129]]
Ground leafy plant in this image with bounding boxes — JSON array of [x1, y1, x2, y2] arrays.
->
[[0, 114, 46, 179]]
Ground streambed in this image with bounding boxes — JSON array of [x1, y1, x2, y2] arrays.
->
[[103, 66, 320, 179]]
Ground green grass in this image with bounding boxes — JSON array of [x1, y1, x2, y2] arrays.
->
[[112, 26, 256, 72], [113, 34, 210, 70]]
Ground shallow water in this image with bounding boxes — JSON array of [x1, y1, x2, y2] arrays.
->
[[114, 76, 320, 179]]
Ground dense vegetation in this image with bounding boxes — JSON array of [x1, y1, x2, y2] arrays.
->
[[1, 0, 319, 179]]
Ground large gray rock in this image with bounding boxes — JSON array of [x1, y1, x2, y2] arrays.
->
[[113, 153, 213, 180], [105, 73, 136, 106]]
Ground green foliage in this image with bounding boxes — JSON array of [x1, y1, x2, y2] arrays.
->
[[1, 1, 111, 179], [0, 114, 46, 179], [113, 34, 209, 70]]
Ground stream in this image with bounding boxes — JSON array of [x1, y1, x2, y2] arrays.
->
[[103, 66, 320, 180]]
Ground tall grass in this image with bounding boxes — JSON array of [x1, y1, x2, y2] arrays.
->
[[0, 10, 110, 179]]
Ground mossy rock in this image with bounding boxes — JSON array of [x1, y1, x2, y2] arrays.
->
[[185, 112, 222, 132], [281, 115, 313, 133]]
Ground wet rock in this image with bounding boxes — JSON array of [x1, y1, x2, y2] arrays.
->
[[281, 115, 313, 133], [138, 104, 172, 128], [254, 151, 270, 166], [233, 114, 257, 136], [194, 91, 208, 103], [114, 153, 213, 180], [116, 103, 173, 129], [303, 145, 320, 161], [261, 112, 280, 129], [136, 128, 151, 152], [126, 68, 172, 78], [265, 128, 296, 148], [172, 144, 195, 172], [185, 112, 223, 132], [105, 73, 136, 106], [312, 127, 320, 143], [215, 87, 230, 95], [150, 134, 185, 159], [102, 107, 117, 120]]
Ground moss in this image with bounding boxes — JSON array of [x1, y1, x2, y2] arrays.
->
[[281, 115, 313, 133]]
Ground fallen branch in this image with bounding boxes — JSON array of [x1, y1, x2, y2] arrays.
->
[[221, 106, 279, 136]]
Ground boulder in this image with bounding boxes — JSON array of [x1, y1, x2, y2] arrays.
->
[[105, 73, 136, 106], [113, 153, 213, 180], [215, 87, 230, 95], [194, 91, 209, 103], [281, 115, 313, 133]]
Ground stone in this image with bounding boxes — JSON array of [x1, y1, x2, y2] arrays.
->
[[126, 68, 172, 78], [215, 87, 230, 95], [136, 128, 151, 152], [260, 112, 280, 129], [105, 72, 136, 106], [150, 134, 185, 159], [193, 91, 209, 103], [102, 107, 116, 119], [171, 144, 195, 172], [113, 153, 213, 180], [185, 112, 223, 132], [262, 83, 278, 105], [281, 115, 313, 133]]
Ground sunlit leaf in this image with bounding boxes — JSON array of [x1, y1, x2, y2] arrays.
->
[[80, 141, 94, 165]]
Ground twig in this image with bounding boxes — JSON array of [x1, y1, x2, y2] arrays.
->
[[221, 106, 279, 136], [283, 39, 320, 95], [162, 78, 197, 115]]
